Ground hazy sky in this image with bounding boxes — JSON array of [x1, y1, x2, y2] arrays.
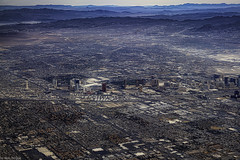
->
[[0, 0, 240, 6]]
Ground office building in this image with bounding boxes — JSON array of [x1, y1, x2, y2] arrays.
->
[[102, 83, 106, 92]]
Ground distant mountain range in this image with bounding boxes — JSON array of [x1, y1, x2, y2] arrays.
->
[[1, 3, 240, 12], [0, 3, 240, 32], [0, 3, 240, 23], [0, 8, 125, 22]]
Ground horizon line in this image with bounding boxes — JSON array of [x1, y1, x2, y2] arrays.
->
[[1, 3, 240, 7]]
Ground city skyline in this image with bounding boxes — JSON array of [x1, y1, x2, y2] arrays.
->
[[1, 0, 240, 6]]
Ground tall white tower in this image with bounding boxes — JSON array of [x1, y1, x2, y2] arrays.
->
[[26, 80, 29, 90]]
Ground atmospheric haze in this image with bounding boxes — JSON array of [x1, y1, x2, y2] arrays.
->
[[1, 0, 240, 6]]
